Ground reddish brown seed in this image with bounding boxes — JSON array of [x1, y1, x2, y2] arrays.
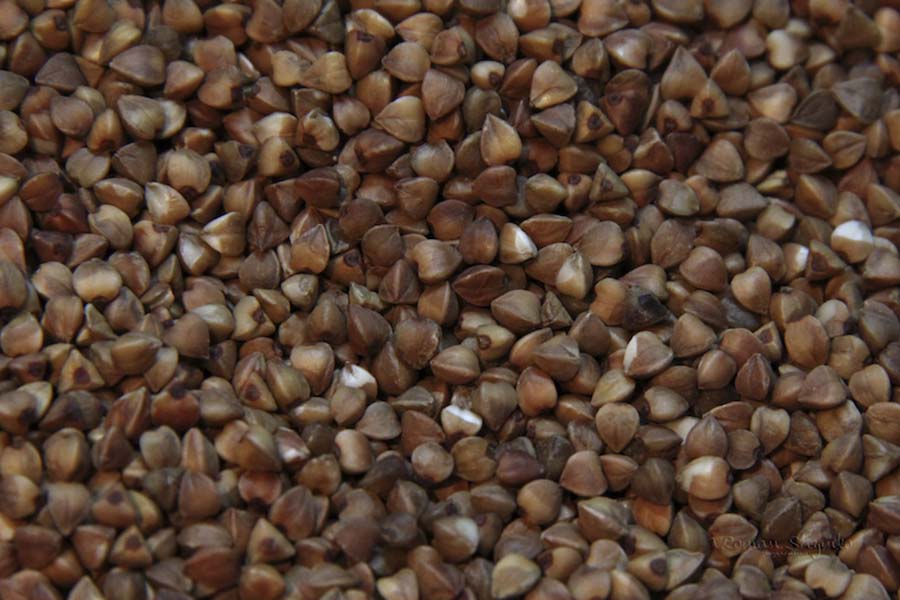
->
[[0, 1, 896, 598]]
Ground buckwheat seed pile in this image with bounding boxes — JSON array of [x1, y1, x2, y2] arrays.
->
[[0, 0, 899, 598]]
